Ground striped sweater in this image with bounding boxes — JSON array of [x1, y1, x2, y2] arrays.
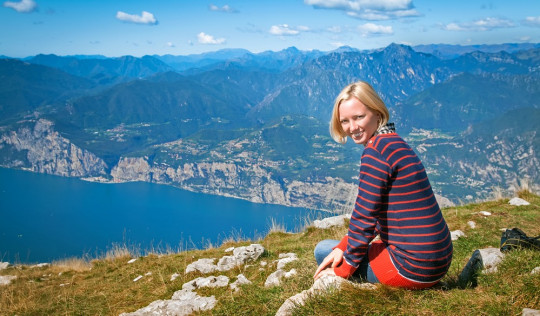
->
[[335, 133, 453, 283]]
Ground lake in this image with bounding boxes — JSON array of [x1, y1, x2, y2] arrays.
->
[[0, 167, 326, 264]]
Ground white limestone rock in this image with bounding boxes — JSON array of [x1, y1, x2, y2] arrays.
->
[[479, 211, 492, 216], [531, 267, 540, 275], [277, 253, 298, 270], [133, 275, 143, 282], [0, 262, 10, 270], [170, 273, 180, 281], [230, 274, 251, 292], [313, 214, 350, 229], [451, 230, 466, 241], [478, 248, 505, 273], [509, 197, 530, 206], [0, 275, 17, 286], [120, 289, 217, 316], [182, 275, 229, 291], [217, 244, 265, 272], [185, 258, 217, 274], [127, 258, 137, 264], [522, 308, 540, 316], [467, 221, 477, 229], [264, 268, 297, 287]]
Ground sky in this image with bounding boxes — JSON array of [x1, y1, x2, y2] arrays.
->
[[1, 0, 540, 57]]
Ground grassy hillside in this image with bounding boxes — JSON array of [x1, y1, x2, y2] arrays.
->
[[1, 191, 539, 315]]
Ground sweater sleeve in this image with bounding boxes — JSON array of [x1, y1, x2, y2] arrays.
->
[[337, 145, 391, 278]]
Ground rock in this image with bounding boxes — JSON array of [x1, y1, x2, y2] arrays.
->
[[264, 268, 297, 287], [277, 253, 298, 270], [133, 275, 143, 282], [225, 247, 235, 252], [522, 308, 540, 316], [127, 258, 137, 264], [458, 248, 505, 288], [479, 211, 491, 216], [276, 274, 376, 315], [170, 273, 180, 281], [531, 267, 540, 274], [185, 258, 217, 274], [478, 248, 505, 273], [217, 244, 265, 272], [230, 274, 251, 292], [0, 262, 10, 270], [31, 263, 50, 268], [0, 275, 17, 286], [313, 214, 349, 229], [509, 197, 530, 206], [260, 261, 267, 267], [451, 230, 466, 241], [265, 269, 285, 287], [284, 269, 297, 278], [467, 221, 476, 229], [120, 289, 217, 316], [182, 276, 229, 291]]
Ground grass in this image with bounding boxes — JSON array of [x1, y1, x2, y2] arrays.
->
[[0, 192, 539, 315]]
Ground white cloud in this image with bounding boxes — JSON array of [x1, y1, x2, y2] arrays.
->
[[166, 42, 175, 48], [116, 11, 158, 25], [524, 16, 540, 27], [209, 4, 236, 13], [197, 32, 226, 44], [269, 24, 310, 36], [3, 0, 37, 13], [443, 17, 514, 32], [304, 0, 419, 20], [357, 23, 393, 36]]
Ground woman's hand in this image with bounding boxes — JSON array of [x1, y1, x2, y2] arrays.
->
[[313, 248, 344, 280]]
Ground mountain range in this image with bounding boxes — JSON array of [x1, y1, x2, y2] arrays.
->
[[1, 43, 538, 211]]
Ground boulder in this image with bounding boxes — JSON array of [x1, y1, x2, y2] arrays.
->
[[451, 230, 466, 241], [522, 308, 540, 316], [264, 268, 297, 287], [313, 214, 349, 229], [0, 262, 10, 270], [182, 275, 229, 291], [230, 274, 251, 292], [276, 253, 298, 270], [185, 258, 217, 274], [120, 289, 217, 316], [0, 275, 17, 286], [509, 197, 530, 206]]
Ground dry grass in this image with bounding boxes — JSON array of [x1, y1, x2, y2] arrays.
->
[[1, 192, 539, 315]]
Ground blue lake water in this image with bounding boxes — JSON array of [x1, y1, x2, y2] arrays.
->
[[0, 167, 326, 263]]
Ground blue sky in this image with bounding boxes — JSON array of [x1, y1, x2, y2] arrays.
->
[[1, 0, 539, 57]]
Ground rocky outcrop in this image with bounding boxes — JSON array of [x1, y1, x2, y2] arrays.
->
[[0, 119, 107, 177]]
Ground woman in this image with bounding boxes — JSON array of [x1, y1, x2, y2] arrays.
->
[[313, 81, 453, 289]]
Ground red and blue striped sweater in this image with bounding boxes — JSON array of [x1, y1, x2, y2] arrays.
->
[[335, 132, 453, 283]]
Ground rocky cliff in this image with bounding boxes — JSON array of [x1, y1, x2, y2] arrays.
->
[[0, 119, 107, 177], [111, 156, 358, 212]]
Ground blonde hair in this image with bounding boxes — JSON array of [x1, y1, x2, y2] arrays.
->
[[329, 81, 389, 144]]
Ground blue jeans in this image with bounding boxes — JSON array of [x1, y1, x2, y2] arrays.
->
[[314, 239, 379, 283]]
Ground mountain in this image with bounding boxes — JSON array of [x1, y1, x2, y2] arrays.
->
[[153, 48, 251, 71], [27, 54, 174, 84], [413, 43, 540, 59], [395, 71, 540, 132], [1, 43, 539, 209], [0, 58, 95, 124]]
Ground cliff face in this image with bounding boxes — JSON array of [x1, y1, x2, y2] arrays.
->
[[0, 119, 108, 177], [111, 156, 357, 212]]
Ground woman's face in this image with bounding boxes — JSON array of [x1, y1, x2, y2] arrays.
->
[[339, 97, 380, 145]]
